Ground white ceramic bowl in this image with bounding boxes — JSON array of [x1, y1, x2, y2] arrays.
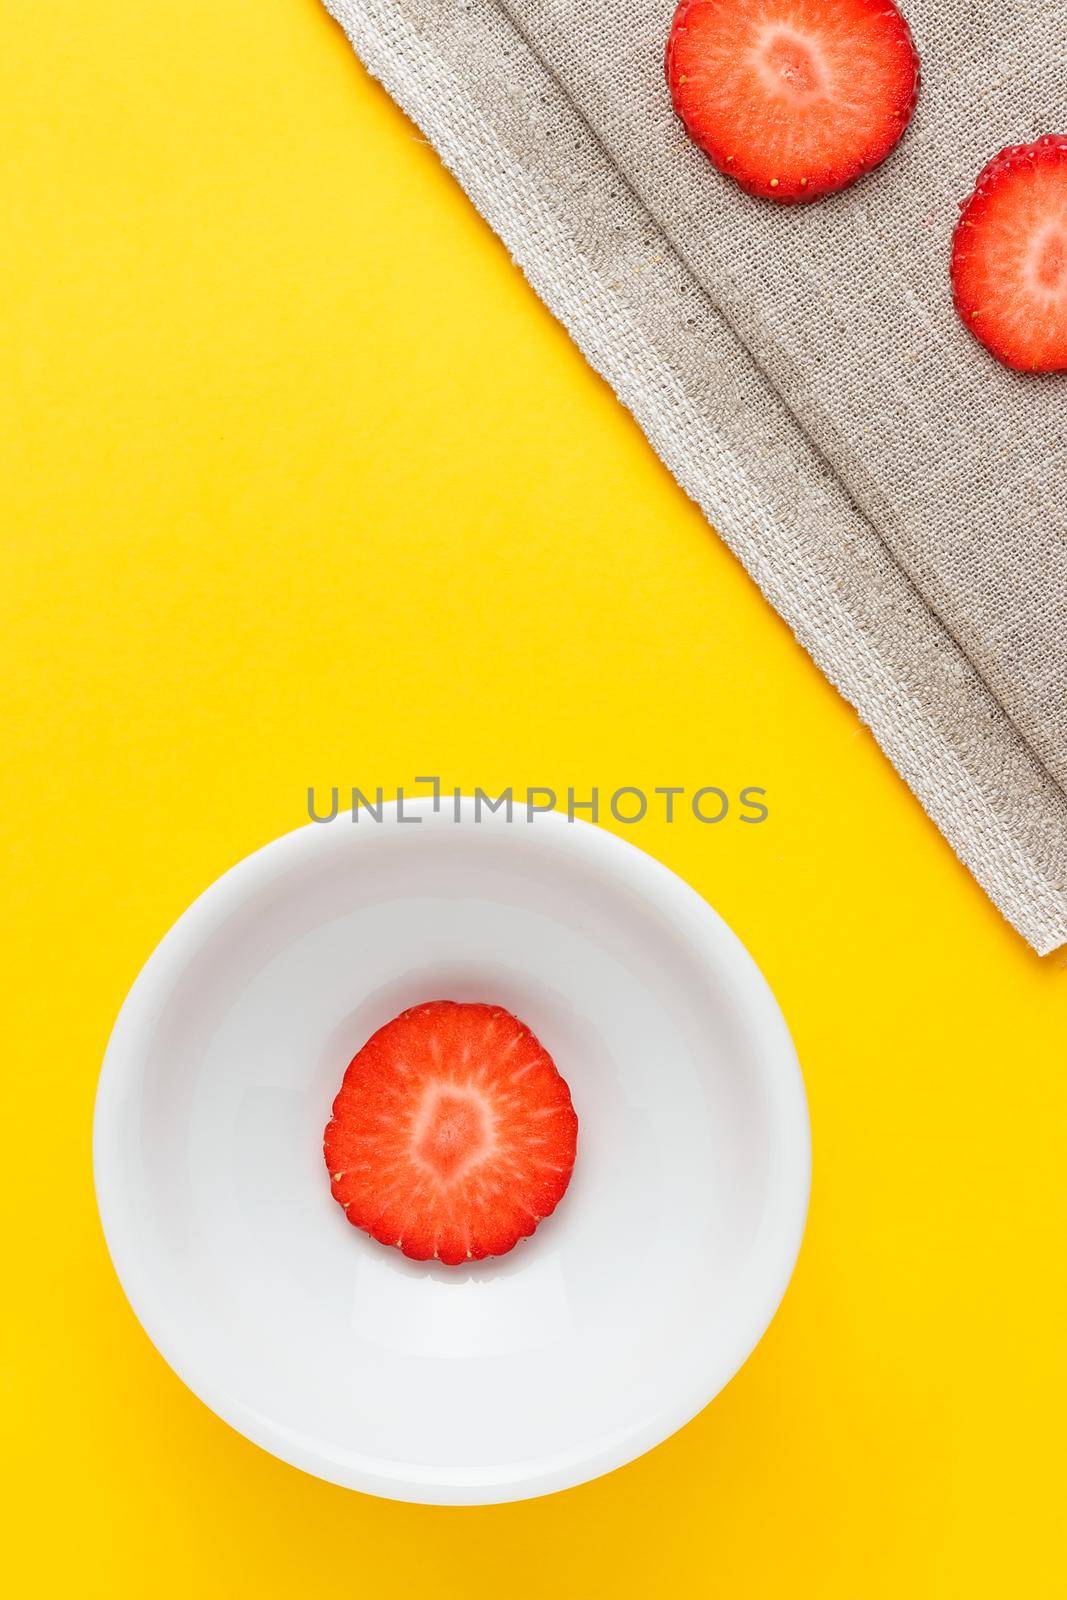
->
[[94, 800, 809, 1504]]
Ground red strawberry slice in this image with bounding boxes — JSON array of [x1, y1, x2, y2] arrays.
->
[[324, 1001, 578, 1265], [666, 0, 920, 203], [951, 135, 1067, 373]]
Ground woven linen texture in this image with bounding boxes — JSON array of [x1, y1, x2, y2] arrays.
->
[[323, 0, 1067, 951]]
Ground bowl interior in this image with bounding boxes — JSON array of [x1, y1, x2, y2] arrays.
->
[[96, 810, 808, 1502]]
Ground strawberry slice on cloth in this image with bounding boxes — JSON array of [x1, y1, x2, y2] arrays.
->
[[324, 1001, 579, 1265], [666, 0, 920, 202], [951, 135, 1067, 373]]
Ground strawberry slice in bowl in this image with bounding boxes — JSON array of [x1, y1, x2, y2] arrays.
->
[[951, 135, 1067, 373], [325, 1001, 578, 1265], [666, 0, 920, 203], [94, 801, 809, 1503]]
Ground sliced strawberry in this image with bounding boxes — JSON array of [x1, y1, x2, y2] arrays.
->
[[666, 0, 920, 203], [324, 1001, 578, 1265], [951, 135, 1067, 373]]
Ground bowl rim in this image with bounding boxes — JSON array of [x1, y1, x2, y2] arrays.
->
[[93, 799, 811, 1504]]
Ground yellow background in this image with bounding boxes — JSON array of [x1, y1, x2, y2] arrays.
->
[[3, 2, 1065, 1593]]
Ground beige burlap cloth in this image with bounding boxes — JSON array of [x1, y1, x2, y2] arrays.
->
[[322, 0, 1067, 952]]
